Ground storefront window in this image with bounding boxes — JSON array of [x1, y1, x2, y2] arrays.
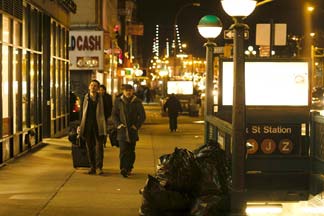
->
[[50, 20, 69, 133], [13, 21, 21, 45], [51, 22, 56, 120], [30, 53, 36, 125], [56, 59, 60, 116], [60, 60, 65, 115], [22, 50, 28, 129], [2, 16, 11, 136], [13, 21, 22, 133], [2, 45, 10, 136], [2, 16, 10, 43]]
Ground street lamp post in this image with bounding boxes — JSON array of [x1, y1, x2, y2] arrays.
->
[[221, 0, 256, 215], [173, 2, 200, 76], [197, 15, 223, 144]]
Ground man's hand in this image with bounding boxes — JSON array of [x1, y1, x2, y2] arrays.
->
[[131, 125, 137, 130]]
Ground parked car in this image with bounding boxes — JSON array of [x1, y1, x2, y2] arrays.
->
[[312, 87, 324, 108]]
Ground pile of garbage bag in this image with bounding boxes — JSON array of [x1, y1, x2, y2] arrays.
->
[[139, 140, 232, 216]]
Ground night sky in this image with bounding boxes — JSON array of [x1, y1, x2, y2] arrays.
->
[[137, 0, 324, 63]]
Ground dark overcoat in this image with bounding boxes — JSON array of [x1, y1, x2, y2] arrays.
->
[[163, 95, 182, 117], [111, 95, 146, 143], [79, 93, 107, 139]]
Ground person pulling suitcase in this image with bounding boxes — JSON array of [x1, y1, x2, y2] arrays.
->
[[79, 80, 107, 175]]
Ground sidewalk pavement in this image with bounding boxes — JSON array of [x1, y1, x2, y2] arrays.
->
[[0, 103, 205, 216]]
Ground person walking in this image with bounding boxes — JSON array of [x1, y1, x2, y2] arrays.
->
[[99, 85, 113, 147], [111, 84, 146, 178], [163, 93, 182, 132], [79, 80, 107, 175]]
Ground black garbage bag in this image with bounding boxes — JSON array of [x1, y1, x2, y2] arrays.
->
[[158, 153, 171, 166], [139, 175, 193, 215], [194, 140, 232, 195], [139, 196, 156, 216], [190, 195, 230, 216], [139, 197, 191, 216], [156, 148, 201, 193]]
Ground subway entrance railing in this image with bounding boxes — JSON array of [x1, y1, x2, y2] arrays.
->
[[204, 58, 324, 202]]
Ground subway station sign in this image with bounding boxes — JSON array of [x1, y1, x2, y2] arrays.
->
[[69, 30, 104, 70], [246, 124, 301, 155]]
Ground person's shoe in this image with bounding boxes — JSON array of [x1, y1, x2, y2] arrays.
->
[[120, 168, 128, 178], [97, 169, 104, 175], [88, 168, 96, 175], [127, 170, 132, 176]]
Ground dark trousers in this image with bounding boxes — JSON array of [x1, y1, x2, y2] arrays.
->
[[85, 133, 104, 170], [168, 115, 178, 131], [119, 140, 136, 171]]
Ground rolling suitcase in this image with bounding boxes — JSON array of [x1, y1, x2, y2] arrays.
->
[[69, 121, 89, 168], [71, 141, 90, 168], [72, 135, 90, 168]]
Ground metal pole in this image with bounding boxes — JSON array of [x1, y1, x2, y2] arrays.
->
[[231, 19, 247, 215], [204, 41, 216, 144]]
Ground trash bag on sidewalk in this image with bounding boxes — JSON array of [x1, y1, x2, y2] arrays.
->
[[139, 175, 193, 216], [194, 140, 232, 195], [157, 153, 171, 168], [190, 194, 230, 216], [139, 141, 232, 215], [156, 148, 200, 193]]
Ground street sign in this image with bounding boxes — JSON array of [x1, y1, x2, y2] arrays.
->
[[246, 124, 300, 155], [224, 29, 249, 40]]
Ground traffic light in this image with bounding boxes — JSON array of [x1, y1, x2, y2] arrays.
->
[[114, 25, 120, 40]]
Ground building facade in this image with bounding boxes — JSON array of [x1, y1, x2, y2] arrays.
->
[[69, 0, 144, 101], [69, 0, 119, 101], [0, 0, 75, 164]]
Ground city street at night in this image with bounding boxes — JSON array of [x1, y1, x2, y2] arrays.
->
[[2, 0, 324, 215], [0, 103, 323, 215]]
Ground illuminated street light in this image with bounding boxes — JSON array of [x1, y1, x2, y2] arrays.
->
[[305, 2, 314, 56], [221, 0, 256, 214], [197, 15, 223, 144], [173, 2, 200, 76], [221, 0, 256, 17], [307, 6, 314, 12]]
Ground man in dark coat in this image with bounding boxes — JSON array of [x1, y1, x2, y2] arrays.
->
[[163, 94, 182, 132], [111, 84, 146, 177]]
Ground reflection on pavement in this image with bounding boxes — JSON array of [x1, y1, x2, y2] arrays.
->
[[246, 192, 324, 215]]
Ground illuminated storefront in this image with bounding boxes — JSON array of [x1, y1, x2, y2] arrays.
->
[[0, 0, 74, 163]]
